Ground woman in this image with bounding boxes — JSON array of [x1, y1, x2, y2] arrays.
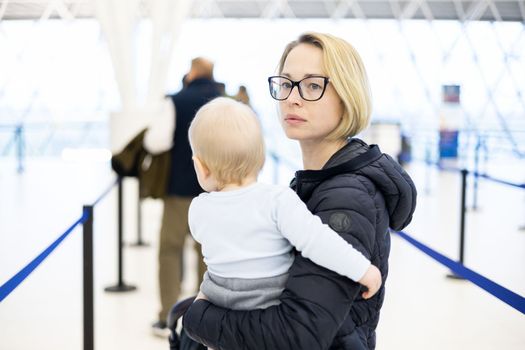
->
[[183, 32, 417, 350]]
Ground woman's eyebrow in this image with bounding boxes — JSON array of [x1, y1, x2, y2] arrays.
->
[[281, 72, 324, 78]]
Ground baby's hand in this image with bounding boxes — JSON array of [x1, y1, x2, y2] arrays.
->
[[195, 290, 208, 301], [358, 264, 382, 299]]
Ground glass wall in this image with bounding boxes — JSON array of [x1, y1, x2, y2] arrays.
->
[[1, 18, 523, 167]]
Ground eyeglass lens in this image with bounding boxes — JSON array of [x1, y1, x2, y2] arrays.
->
[[269, 76, 327, 101]]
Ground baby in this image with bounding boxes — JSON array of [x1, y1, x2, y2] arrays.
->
[[188, 97, 381, 310]]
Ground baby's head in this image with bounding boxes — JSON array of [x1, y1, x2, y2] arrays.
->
[[189, 97, 265, 191]]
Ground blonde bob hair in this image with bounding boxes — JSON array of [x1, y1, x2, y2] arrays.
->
[[278, 32, 372, 140], [188, 97, 265, 187]]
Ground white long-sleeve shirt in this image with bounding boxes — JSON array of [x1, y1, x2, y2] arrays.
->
[[189, 182, 370, 282]]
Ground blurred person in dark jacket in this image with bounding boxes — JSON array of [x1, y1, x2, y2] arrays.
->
[[183, 32, 417, 349], [151, 57, 221, 337]]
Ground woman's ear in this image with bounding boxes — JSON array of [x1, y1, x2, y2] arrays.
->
[[192, 156, 210, 179]]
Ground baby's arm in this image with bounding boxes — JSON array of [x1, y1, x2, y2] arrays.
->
[[276, 189, 381, 298], [188, 198, 213, 301]]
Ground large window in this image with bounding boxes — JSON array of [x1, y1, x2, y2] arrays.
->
[[1, 18, 523, 162]]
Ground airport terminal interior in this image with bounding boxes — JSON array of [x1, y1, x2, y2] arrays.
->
[[1, 1, 524, 349]]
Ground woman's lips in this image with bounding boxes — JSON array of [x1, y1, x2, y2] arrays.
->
[[284, 114, 306, 125]]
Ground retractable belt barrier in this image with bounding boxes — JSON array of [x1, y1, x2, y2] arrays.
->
[[423, 160, 525, 189], [416, 158, 525, 313], [0, 213, 88, 302], [395, 230, 525, 315], [0, 178, 119, 302], [431, 161, 525, 190], [0, 178, 119, 350]]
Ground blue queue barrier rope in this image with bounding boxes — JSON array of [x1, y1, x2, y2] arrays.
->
[[92, 177, 120, 206], [422, 159, 525, 190], [0, 211, 89, 303], [474, 172, 525, 190], [395, 230, 525, 315], [0, 178, 119, 303]]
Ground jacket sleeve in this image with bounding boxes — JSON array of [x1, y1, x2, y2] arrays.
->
[[183, 178, 378, 350], [274, 188, 370, 282], [143, 97, 175, 154]]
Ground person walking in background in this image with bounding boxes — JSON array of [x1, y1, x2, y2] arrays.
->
[[188, 97, 382, 311], [183, 32, 417, 349], [152, 57, 221, 337], [233, 85, 251, 106]]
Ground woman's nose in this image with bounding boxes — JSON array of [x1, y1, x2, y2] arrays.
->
[[287, 86, 303, 106]]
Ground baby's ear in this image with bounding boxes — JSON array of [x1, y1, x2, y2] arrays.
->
[[192, 156, 210, 177]]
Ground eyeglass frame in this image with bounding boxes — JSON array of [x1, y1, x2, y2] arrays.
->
[[267, 75, 330, 102]]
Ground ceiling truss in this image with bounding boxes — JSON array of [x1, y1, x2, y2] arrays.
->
[[0, 0, 524, 22]]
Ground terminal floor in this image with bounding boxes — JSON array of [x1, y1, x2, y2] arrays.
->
[[1, 158, 524, 350]]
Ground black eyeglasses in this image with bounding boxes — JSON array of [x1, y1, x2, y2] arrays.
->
[[268, 75, 330, 101]]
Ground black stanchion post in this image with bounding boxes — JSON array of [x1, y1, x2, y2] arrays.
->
[[472, 136, 481, 211], [83, 205, 94, 350], [459, 169, 467, 263], [105, 177, 137, 292], [448, 169, 468, 280], [130, 191, 149, 247]]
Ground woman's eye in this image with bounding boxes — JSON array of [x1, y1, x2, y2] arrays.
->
[[281, 82, 292, 89], [309, 83, 321, 90]]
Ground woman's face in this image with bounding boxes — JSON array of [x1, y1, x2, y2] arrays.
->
[[278, 43, 344, 143]]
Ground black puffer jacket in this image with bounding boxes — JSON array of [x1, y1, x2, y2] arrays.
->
[[183, 139, 417, 350]]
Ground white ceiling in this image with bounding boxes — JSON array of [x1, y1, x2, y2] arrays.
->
[[1, 0, 524, 22]]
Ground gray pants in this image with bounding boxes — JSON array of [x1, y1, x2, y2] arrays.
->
[[200, 271, 289, 310]]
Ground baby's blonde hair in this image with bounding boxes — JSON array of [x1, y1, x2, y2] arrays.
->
[[189, 97, 265, 187]]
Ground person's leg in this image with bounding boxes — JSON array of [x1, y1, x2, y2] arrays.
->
[[157, 195, 193, 323]]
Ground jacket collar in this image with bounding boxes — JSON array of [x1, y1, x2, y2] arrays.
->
[[291, 139, 381, 201], [187, 77, 215, 88]]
